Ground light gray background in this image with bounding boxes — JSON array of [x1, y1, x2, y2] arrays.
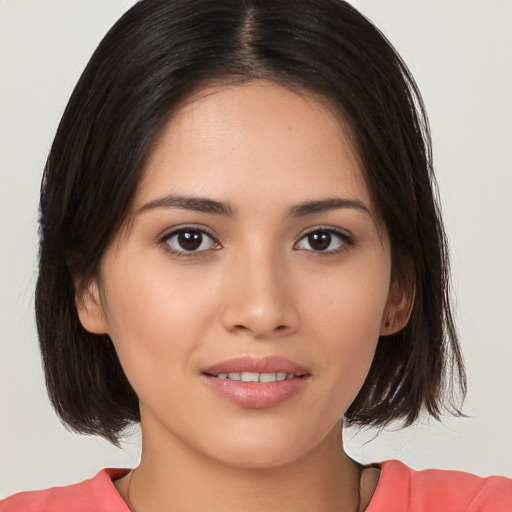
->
[[1, 0, 511, 498]]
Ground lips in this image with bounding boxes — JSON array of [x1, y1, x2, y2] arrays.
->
[[212, 371, 295, 382], [201, 356, 310, 409], [203, 355, 309, 377]]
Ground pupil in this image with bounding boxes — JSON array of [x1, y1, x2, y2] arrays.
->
[[178, 231, 202, 251], [309, 231, 331, 251]]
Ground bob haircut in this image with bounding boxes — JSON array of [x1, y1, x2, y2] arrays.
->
[[36, 0, 466, 444]]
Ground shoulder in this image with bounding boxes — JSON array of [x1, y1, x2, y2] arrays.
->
[[366, 459, 512, 512], [0, 469, 130, 512]]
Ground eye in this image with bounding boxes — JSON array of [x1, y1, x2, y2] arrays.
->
[[162, 228, 220, 255], [295, 228, 352, 253]]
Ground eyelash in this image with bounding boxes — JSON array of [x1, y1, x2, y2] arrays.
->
[[160, 226, 221, 258], [159, 226, 354, 258], [295, 227, 354, 255]]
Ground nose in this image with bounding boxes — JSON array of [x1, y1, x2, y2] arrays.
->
[[221, 247, 299, 339]]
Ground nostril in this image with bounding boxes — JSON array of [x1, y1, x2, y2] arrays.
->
[[230, 323, 289, 336]]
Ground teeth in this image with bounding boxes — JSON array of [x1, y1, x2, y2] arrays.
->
[[214, 372, 298, 382], [241, 372, 259, 382]]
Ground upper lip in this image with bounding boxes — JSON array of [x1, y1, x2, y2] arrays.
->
[[202, 356, 309, 376]]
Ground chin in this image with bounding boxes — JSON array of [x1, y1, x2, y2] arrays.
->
[[214, 444, 305, 470], [199, 423, 329, 470]]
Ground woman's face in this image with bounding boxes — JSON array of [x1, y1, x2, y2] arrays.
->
[[79, 81, 405, 468]]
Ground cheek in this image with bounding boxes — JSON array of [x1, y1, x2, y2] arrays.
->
[[303, 254, 390, 340], [98, 256, 220, 389], [300, 257, 390, 404], [317, 287, 382, 382]]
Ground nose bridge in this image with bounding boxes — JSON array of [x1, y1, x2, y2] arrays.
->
[[221, 240, 297, 338]]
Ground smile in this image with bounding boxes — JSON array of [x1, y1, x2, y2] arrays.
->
[[212, 372, 297, 382], [202, 356, 310, 408]]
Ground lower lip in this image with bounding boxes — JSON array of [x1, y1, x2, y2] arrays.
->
[[202, 375, 308, 409]]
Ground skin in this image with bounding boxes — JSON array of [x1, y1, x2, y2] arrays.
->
[[77, 81, 411, 512]]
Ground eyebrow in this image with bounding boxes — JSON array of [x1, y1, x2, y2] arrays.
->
[[138, 195, 234, 216], [138, 194, 370, 217], [286, 197, 370, 217]]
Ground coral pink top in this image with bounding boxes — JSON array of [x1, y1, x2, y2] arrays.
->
[[1, 460, 511, 511]]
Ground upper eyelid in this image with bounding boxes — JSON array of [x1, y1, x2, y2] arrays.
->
[[160, 227, 221, 257], [159, 224, 219, 242], [297, 225, 353, 239], [294, 226, 354, 252]]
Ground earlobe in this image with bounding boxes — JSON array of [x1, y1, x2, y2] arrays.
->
[[380, 274, 415, 336], [75, 279, 109, 335]]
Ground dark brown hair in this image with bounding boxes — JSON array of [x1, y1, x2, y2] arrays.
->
[[36, 0, 465, 444]]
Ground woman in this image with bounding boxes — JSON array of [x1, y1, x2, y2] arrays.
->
[[1, 1, 510, 510]]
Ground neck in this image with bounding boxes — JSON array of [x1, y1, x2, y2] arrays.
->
[[120, 420, 362, 512]]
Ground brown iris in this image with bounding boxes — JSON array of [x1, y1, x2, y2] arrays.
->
[[307, 231, 332, 251], [177, 230, 203, 251]]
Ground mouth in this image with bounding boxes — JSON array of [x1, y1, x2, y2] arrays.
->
[[201, 356, 310, 409], [202, 355, 310, 381], [206, 371, 302, 382]]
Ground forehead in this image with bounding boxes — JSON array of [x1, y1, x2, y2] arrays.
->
[[135, 81, 372, 214]]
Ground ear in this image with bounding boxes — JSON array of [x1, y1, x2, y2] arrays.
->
[[380, 268, 415, 336], [75, 279, 109, 334]]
